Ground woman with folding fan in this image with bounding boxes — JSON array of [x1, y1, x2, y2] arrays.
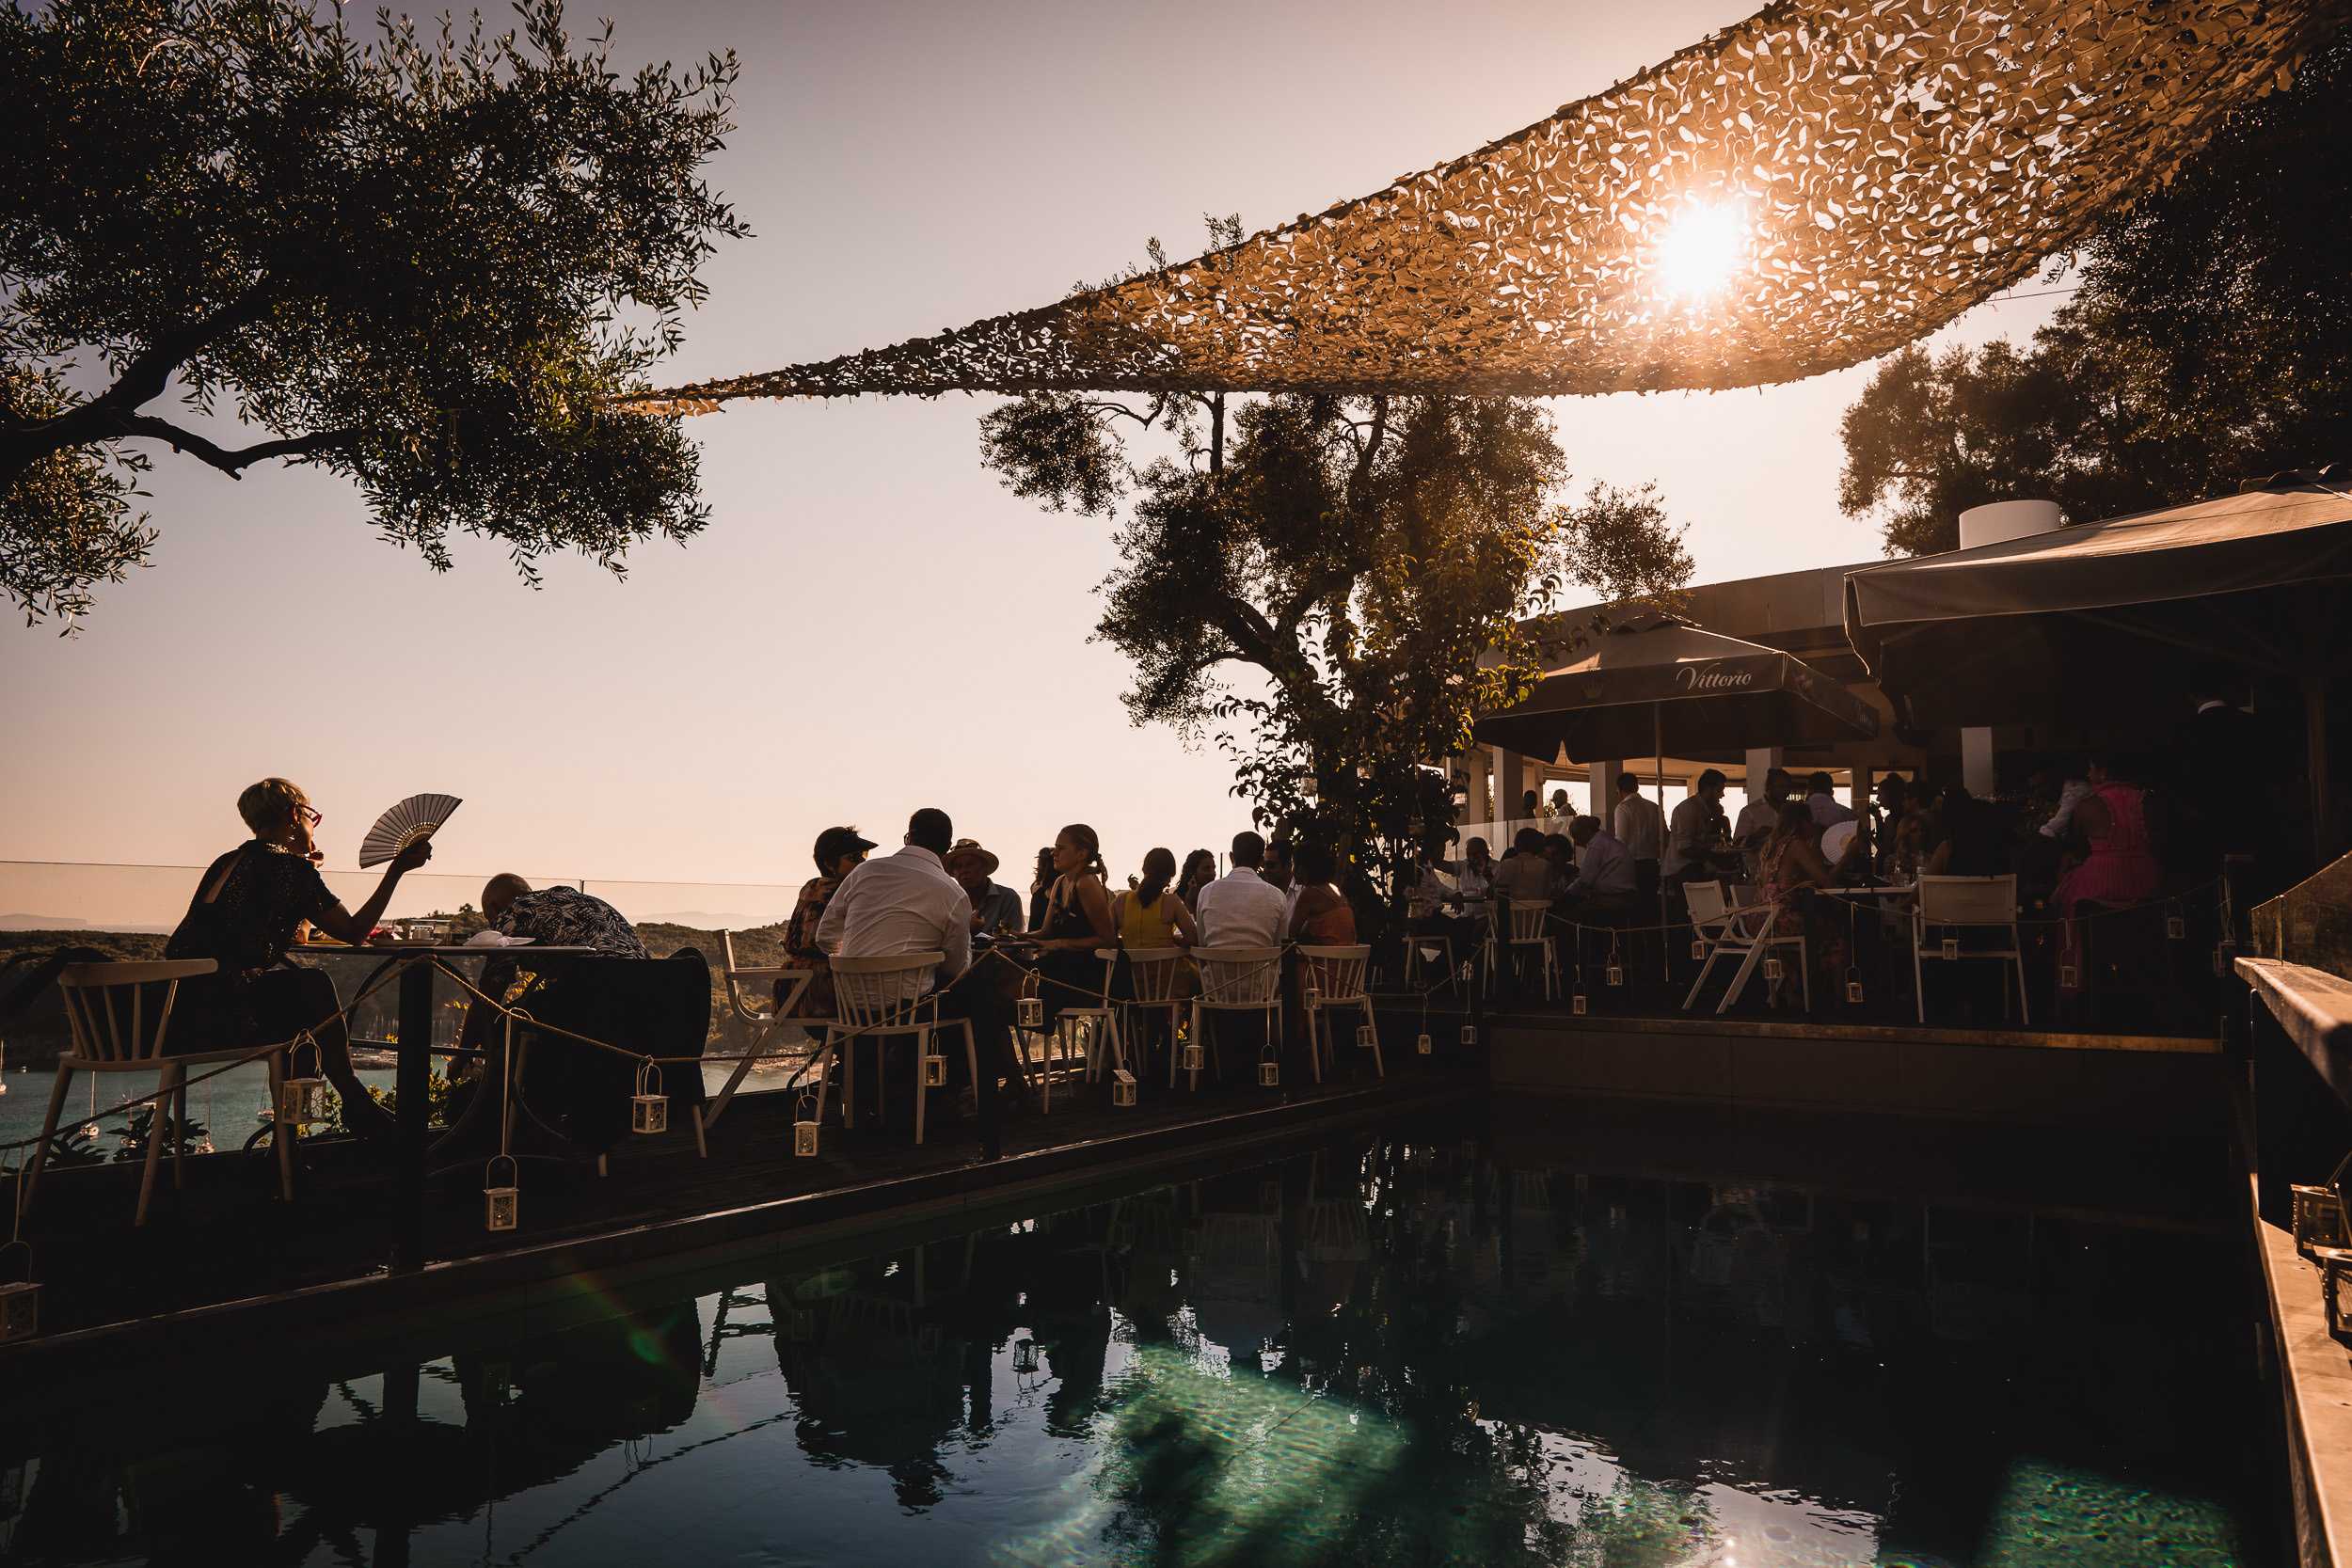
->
[[166, 777, 434, 1139]]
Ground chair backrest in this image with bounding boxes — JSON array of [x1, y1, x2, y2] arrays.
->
[[1505, 899, 1551, 942], [1685, 881, 1727, 926], [829, 952, 943, 1026], [1126, 947, 1190, 1004], [714, 929, 771, 1022], [1297, 944, 1370, 1005], [1917, 875, 2018, 927], [1197, 946, 1282, 1006], [56, 959, 216, 1063]]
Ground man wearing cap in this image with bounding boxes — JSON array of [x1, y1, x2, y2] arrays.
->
[[944, 839, 1025, 937]]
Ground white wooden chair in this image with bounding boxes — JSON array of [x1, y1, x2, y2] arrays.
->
[[1037, 950, 1126, 1112], [26, 959, 298, 1226], [1913, 875, 2029, 1024], [1681, 881, 1809, 1014], [1120, 947, 1194, 1097], [824, 952, 977, 1146], [1189, 946, 1283, 1089], [1298, 944, 1382, 1081], [1499, 899, 1559, 1001], [695, 931, 829, 1156]]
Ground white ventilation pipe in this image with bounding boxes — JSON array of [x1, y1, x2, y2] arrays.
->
[[1958, 499, 2064, 549]]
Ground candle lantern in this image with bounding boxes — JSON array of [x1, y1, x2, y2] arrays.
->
[[794, 1091, 820, 1158], [1606, 963, 1624, 987], [2319, 1248, 2352, 1337], [1356, 1024, 1375, 1049], [1458, 1024, 1476, 1046], [2294, 1184, 2349, 1257], [1762, 957, 1783, 981], [0, 1242, 37, 1344], [485, 1155, 519, 1232], [279, 1076, 330, 1129], [1257, 1050, 1280, 1086], [923, 1053, 948, 1088], [1572, 993, 1588, 1016], [1112, 1069, 1137, 1106], [1692, 940, 1707, 961], [1012, 1338, 1040, 1373], [631, 1062, 667, 1134], [1017, 995, 1044, 1029], [1847, 978, 1866, 1005], [1181, 1042, 1203, 1072], [1417, 1033, 1432, 1055], [2167, 904, 2186, 941], [1942, 937, 1960, 961], [2059, 964, 2078, 989]]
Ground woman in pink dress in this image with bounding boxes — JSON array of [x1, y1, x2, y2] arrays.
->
[[2051, 754, 2165, 995]]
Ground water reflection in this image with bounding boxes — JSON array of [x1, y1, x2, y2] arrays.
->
[[0, 1123, 2267, 1566]]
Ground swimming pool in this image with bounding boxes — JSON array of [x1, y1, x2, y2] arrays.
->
[[0, 1109, 2278, 1566]]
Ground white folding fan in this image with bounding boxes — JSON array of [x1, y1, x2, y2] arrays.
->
[[358, 794, 463, 868]]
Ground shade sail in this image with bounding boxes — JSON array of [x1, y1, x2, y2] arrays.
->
[[622, 0, 2339, 413], [1475, 615, 1880, 761], [1843, 483, 2352, 727]]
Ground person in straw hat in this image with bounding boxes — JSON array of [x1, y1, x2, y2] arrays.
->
[[944, 838, 1025, 937]]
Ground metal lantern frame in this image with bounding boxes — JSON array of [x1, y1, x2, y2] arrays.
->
[[632, 1061, 668, 1134], [485, 1154, 520, 1232]]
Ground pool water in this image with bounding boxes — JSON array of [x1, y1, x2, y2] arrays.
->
[[0, 1113, 2278, 1566]]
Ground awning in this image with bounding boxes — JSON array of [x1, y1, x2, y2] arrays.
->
[[1474, 614, 1880, 763], [1843, 483, 2352, 729]]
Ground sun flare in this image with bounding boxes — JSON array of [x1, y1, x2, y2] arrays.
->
[[1654, 201, 1749, 301]]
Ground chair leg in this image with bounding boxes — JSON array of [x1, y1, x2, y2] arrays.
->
[[1716, 940, 1770, 1015], [914, 1022, 930, 1147], [1360, 999, 1384, 1078], [2013, 927, 2031, 1026], [1798, 937, 1812, 1011], [268, 1052, 295, 1203], [25, 1061, 76, 1203], [1682, 948, 1724, 1011], [812, 1030, 839, 1129], [171, 1079, 189, 1189], [136, 1064, 183, 1227], [1188, 1004, 1203, 1090], [1914, 941, 1927, 1024]]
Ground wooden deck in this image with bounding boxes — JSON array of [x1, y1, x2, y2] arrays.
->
[[2, 1053, 1475, 1370]]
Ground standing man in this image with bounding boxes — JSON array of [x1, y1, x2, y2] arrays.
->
[[1735, 768, 1793, 882], [1663, 769, 1736, 887], [1804, 771, 1857, 829], [1613, 772, 1665, 898]]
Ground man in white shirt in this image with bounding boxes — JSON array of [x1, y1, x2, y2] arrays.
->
[[1612, 771, 1664, 896], [1194, 831, 1288, 948], [1562, 817, 1636, 905], [818, 807, 972, 993], [1804, 771, 1858, 829], [1734, 768, 1793, 881], [1664, 768, 1738, 886]]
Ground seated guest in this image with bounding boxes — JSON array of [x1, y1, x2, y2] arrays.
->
[[1755, 801, 1849, 999], [1520, 788, 1544, 826], [1805, 771, 1858, 828], [1406, 834, 1474, 954], [1116, 847, 1201, 952], [1873, 774, 1911, 837], [1195, 832, 1289, 948], [166, 777, 433, 1138], [1494, 828, 1557, 907], [1288, 843, 1359, 1009], [483, 875, 649, 957], [1026, 823, 1118, 1023], [1736, 768, 1794, 882], [946, 839, 1025, 937], [775, 826, 873, 1016], [818, 808, 972, 995], [1561, 816, 1635, 909], [1262, 838, 1299, 925], [1175, 848, 1220, 910], [1542, 832, 1576, 891], [1924, 789, 2013, 879], [1026, 847, 1058, 930], [1452, 835, 1498, 924], [2052, 752, 2165, 996]]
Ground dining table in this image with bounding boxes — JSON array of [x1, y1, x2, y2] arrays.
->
[[291, 940, 596, 1269]]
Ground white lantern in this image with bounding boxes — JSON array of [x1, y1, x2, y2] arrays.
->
[[485, 1155, 519, 1232], [2060, 965, 2078, 989], [1458, 1024, 1476, 1045], [1417, 1033, 1432, 1054], [1013, 1338, 1040, 1373], [923, 1053, 948, 1088], [2167, 911, 2185, 940], [1258, 1053, 1280, 1086], [794, 1119, 820, 1157], [1942, 937, 1960, 961], [1571, 994, 1587, 1016], [279, 1077, 329, 1129], [1112, 1069, 1137, 1106], [1847, 980, 1866, 1005], [1692, 940, 1707, 961], [631, 1063, 667, 1134], [1356, 1024, 1375, 1049], [1762, 958, 1783, 981], [1606, 963, 1624, 987], [1017, 996, 1044, 1029], [1181, 1042, 1203, 1071]]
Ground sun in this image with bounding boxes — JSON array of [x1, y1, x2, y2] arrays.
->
[[1654, 201, 1749, 301]]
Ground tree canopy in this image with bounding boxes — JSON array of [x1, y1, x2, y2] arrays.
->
[[1838, 30, 2352, 556], [982, 374, 1692, 912], [1, 0, 744, 626]]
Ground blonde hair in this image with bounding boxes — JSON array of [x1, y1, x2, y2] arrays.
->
[[237, 778, 310, 835]]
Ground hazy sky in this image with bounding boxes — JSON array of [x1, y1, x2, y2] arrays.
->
[[2, 0, 2067, 902]]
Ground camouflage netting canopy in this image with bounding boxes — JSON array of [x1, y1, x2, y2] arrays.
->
[[626, 0, 2344, 414]]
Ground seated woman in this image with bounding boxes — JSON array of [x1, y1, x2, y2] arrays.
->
[[2051, 752, 2165, 996], [1175, 848, 1220, 911], [1752, 801, 1848, 1004], [1114, 847, 1200, 1062], [165, 777, 433, 1139], [1027, 824, 1118, 1027], [776, 826, 873, 1018], [1288, 843, 1359, 1006]]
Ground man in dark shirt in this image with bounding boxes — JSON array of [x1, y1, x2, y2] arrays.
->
[[483, 876, 649, 958], [944, 839, 1025, 936], [167, 777, 434, 1136]]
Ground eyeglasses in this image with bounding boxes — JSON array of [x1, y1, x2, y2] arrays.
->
[[295, 806, 322, 827]]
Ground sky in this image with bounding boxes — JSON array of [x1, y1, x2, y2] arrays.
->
[[0, 0, 2070, 914]]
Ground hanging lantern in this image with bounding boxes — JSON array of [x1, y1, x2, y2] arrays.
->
[[1258, 1050, 1280, 1086], [1356, 1024, 1376, 1049], [1847, 978, 1866, 1005], [2166, 903, 2185, 941], [923, 1053, 948, 1088], [794, 1092, 820, 1157], [1762, 957, 1783, 981], [1305, 987, 1321, 1009], [485, 1155, 519, 1232], [1017, 995, 1044, 1029], [1692, 940, 1707, 961], [1112, 1069, 1137, 1106], [1013, 1338, 1040, 1373], [2214, 939, 2237, 977], [2060, 964, 2078, 989], [2322, 1250, 2352, 1338], [631, 1062, 668, 1134], [1181, 1041, 1203, 1071], [1606, 961, 1625, 987], [1571, 993, 1588, 1016], [1417, 1033, 1433, 1054], [1458, 1024, 1477, 1045], [0, 1242, 37, 1344], [278, 1076, 330, 1129], [1942, 937, 1960, 961]]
